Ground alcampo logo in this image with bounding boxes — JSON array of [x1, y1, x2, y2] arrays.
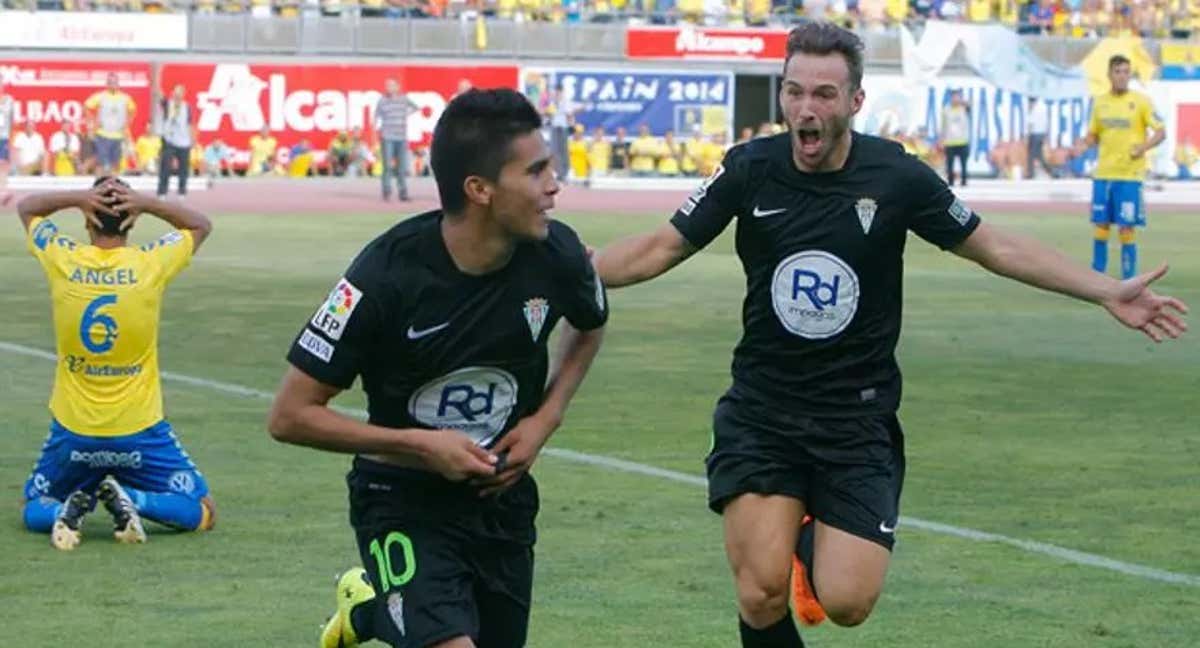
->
[[193, 64, 447, 135], [674, 27, 765, 56]]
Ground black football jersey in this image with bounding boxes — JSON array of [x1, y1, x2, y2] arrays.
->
[[287, 211, 608, 450], [670, 132, 980, 417]]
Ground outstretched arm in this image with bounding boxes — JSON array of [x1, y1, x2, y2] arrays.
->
[[594, 222, 697, 288], [953, 222, 1188, 342]]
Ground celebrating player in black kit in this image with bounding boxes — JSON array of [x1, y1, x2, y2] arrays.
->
[[595, 22, 1187, 648], [268, 89, 607, 648]]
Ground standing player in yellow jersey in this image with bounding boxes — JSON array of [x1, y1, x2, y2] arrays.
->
[[85, 74, 138, 176], [1074, 55, 1165, 279], [16, 178, 216, 551]]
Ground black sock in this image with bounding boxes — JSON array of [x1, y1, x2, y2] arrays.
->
[[349, 599, 378, 642], [795, 521, 818, 597], [739, 613, 805, 648]]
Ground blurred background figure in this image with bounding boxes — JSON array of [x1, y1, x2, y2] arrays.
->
[[940, 89, 971, 186], [157, 84, 196, 199]]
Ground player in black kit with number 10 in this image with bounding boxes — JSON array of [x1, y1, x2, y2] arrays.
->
[[268, 89, 607, 648], [595, 22, 1187, 648]]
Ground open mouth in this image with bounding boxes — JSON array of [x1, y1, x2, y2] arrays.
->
[[797, 128, 823, 155]]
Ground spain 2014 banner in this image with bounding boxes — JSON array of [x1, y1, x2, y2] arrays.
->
[[157, 63, 519, 152]]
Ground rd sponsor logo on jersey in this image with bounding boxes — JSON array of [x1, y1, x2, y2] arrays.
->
[[771, 250, 860, 339], [408, 367, 519, 446], [311, 277, 362, 341], [523, 297, 549, 342]]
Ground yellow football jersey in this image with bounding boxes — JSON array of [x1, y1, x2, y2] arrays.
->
[[84, 90, 137, 140], [1089, 91, 1163, 181], [26, 217, 194, 437]]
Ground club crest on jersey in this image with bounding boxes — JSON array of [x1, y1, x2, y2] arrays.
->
[[523, 297, 549, 341], [854, 197, 877, 234], [387, 593, 406, 637]]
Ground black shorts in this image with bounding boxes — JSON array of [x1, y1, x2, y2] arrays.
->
[[347, 457, 539, 648], [706, 394, 906, 550]]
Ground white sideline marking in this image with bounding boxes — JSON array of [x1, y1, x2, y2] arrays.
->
[[2, 339, 1196, 588]]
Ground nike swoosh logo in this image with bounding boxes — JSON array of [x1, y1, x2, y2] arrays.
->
[[879, 521, 896, 534], [406, 322, 450, 340], [752, 206, 788, 218]]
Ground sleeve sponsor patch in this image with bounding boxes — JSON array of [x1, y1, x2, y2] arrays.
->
[[298, 329, 334, 362], [141, 230, 185, 252], [32, 219, 58, 251], [948, 197, 972, 226], [158, 231, 185, 247], [594, 268, 606, 312], [678, 163, 724, 216], [310, 277, 363, 341]]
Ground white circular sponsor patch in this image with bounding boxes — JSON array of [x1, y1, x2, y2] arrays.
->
[[771, 250, 860, 339], [408, 367, 519, 446], [169, 471, 196, 494]]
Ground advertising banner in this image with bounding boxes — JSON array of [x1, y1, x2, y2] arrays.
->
[[158, 63, 519, 152], [521, 67, 733, 137], [859, 74, 1094, 176], [0, 11, 188, 50], [626, 26, 787, 61]]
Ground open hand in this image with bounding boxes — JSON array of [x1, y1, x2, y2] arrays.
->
[[103, 181, 153, 232], [1101, 264, 1189, 342], [79, 184, 117, 229]]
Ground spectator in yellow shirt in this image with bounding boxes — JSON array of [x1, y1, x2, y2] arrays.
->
[[587, 127, 611, 178], [134, 129, 162, 175], [697, 132, 727, 177], [681, 131, 704, 176], [628, 124, 659, 177], [247, 126, 278, 176], [967, 0, 992, 21], [567, 125, 590, 181], [657, 130, 682, 176]]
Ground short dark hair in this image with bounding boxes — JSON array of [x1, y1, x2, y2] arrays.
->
[[784, 22, 865, 90], [430, 88, 544, 214], [92, 176, 129, 236], [1109, 54, 1131, 70]]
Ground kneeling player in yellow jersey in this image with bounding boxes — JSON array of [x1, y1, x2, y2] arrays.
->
[[16, 178, 216, 550]]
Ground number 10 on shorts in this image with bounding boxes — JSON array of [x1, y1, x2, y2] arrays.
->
[[369, 532, 416, 592]]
